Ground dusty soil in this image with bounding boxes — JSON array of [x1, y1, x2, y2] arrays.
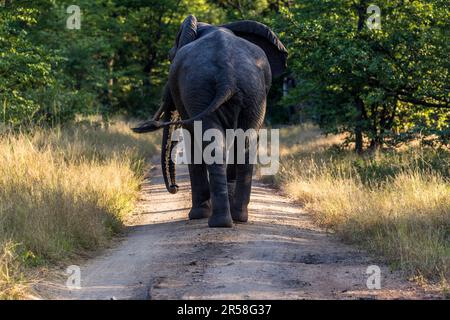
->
[[36, 162, 436, 300]]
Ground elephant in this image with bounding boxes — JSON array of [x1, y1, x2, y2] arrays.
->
[[133, 15, 287, 228]]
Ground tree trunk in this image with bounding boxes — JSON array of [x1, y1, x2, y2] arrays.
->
[[108, 55, 114, 103], [354, 0, 368, 154], [142, 52, 154, 100], [355, 97, 364, 154]]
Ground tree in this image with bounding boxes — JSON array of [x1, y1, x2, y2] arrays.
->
[[277, 0, 449, 152], [0, 2, 52, 126], [0, 0, 226, 126]]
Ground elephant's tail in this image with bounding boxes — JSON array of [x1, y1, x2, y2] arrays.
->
[[132, 85, 234, 133]]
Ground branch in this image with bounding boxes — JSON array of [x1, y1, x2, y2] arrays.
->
[[367, 77, 449, 109], [397, 96, 449, 109]]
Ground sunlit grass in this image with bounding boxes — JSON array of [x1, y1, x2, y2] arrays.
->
[[0, 119, 158, 299], [274, 125, 450, 284]]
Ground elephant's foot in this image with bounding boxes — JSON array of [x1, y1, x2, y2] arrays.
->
[[231, 207, 248, 223], [189, 204, 211, 220], [208, 213, 233, 228]]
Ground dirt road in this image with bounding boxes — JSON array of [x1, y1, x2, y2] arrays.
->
[[38, 162, 430, 300]]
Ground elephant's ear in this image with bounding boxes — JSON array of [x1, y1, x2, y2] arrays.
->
[[221, 20, 288, 77], [177, 15, 198, 48]]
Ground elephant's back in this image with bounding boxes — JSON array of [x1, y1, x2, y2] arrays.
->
[[169, 28, 270, 126], [171, 28, 270, 87]]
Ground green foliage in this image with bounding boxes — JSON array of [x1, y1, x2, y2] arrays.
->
[[0, 0, 226, 126], [1, 0, 448, 150], [276, 0, 449, 151], [0, 3, 54, 125]]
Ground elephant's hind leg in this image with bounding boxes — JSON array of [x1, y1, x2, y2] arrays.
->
[[188, 163, 211, 219], [230, 139, 253, 223], [188, 136, 211, 219], [231, 162, 252, 223], [226, 141, 237, 210], [207, 161, 233, 228], [203, 120, 233, 228]]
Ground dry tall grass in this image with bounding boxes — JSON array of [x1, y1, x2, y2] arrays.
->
[[273, 124, 450, 284], [0, 119, 158, 299]]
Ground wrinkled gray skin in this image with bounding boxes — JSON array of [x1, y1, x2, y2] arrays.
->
[[133, 15, 287, 227]]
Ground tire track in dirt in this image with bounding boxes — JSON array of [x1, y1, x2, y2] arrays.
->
[[37, 162, 433, 300]]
